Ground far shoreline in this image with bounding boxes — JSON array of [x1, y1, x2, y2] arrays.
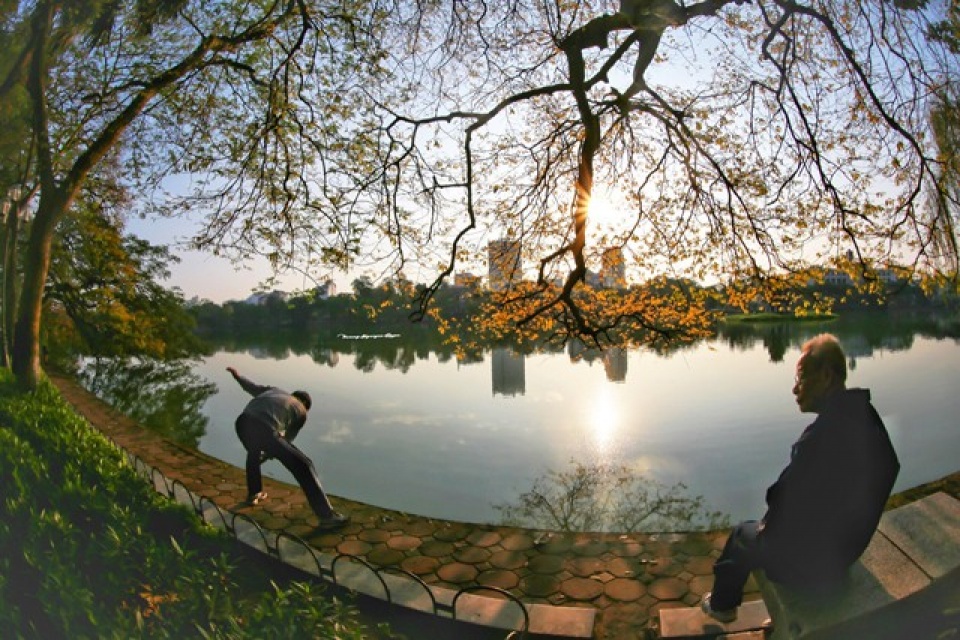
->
[[723, 312, 839, 323]]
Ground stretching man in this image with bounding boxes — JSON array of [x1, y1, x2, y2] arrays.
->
[[702, 334, 899, 622], [228, 366, 348, 530]]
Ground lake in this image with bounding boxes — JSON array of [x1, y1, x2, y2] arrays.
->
[[80, 311, 960, 532]]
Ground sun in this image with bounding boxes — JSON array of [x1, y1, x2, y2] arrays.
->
[[586, 188, 626, 231]]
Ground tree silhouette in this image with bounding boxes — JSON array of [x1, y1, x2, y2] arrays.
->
[[339, 1, 959, 346]]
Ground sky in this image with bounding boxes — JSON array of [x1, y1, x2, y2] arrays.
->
[[126, 188, 633, 305], [126, 214, 354, 304]]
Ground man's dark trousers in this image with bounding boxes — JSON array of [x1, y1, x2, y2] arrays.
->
[[711, 520, 765, 610], [235, 414, 335, 519]]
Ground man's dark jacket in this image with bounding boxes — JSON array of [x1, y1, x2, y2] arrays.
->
[[234, 374, 307, 442], [761, 388, 900, 585]]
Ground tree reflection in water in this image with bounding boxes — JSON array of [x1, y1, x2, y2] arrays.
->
[[78, 358, 216, 448], [493, 460, 730, 533]]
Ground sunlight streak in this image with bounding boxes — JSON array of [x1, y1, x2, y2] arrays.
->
[[587, 385, 622, 458]]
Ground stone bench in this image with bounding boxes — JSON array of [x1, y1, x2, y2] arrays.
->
[[756, 491, 960, 639], [658, 491, 960, 639]]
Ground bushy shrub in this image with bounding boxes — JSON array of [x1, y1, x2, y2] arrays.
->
[[0, 371, 388, 639]]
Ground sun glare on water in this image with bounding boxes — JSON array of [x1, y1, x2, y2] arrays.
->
[[587, 385, 622, 458]]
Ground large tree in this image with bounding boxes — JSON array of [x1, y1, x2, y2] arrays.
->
[[178, 0, 960, 346], [0, 0, 386, 388], [5, 0, 960, 389], [44, 195, 203, 362]]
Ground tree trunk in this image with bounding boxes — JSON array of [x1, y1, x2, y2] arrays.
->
[[12, 192, 61, 390], [2, 202, 21, 367]]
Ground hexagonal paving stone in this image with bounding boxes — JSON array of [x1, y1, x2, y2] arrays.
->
[[262, 516, 293, 530], [519, 574, 560, 598], [490, 550, 527, 570], [648, 576, 689, 601], [571, 538, 609, 557], [433, 523, 472, 542], [610, 539, 644, 557], [527, 554, 565, 574], [306, 532, 343, 548], [454, 546, 491, 564], [606, 557, 640, 578], [647, 559, 682, 577], [400, 555, 440, 576], [539, 535, 574, 554], [466, 530, 502, 548], [560, 577, 604, 601], [500, 533, 535, 551], [595, 603, 650, 639], [477, 569, 520, 590], [358, 529, 391, 543], [689, 574, 713, 596], [402, 520, 438, 537], [387, 535, 422, 551], [568, 557, 606, 577], [337, 540, 373, 556], [366, 545, 405, 567], [605, 577, 645, 602], [419, 540, 455, 558], [683, 555, 716, 575], [437, 562, 478, 584]]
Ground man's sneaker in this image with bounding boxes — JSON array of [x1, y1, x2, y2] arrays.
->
[[700, 592, 738, 623], [246, 491, 268, 506], [314, 512, 350, 531]]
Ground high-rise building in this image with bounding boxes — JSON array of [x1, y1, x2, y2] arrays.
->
[[488, 238, 522, 291], [601, 247, 626, 289]]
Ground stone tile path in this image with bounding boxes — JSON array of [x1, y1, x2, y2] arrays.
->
[[45, 373, 769, 638]]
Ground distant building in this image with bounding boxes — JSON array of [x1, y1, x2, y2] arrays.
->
[[585, 270, 603, 288], [314, 280, 337, 299], [818, 267, 903, 288], [245, 290, 290, 305], [601, 247, 627, 289], [455, 272, 481, 289], [823, 269, 854, 287], [488, 239, 522, 291]]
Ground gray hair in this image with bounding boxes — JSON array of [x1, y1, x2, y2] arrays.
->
[[801, 333, 847, 385]]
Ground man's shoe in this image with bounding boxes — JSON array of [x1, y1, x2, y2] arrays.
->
[[245, 491, 268, 506], [314, 512, 350, 531], [700, 592, 738, 623]]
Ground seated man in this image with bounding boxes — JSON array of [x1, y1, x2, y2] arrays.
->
[[228, 366, 349, 531], [702, 333, 900, 622]]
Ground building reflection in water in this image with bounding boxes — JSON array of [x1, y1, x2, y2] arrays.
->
[[492, 347, 526, 396], [603, 347, 628, 383], [567, 342, 629, 383]]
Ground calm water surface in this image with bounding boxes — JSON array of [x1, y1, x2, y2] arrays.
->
[[166, 315, 960, 530]]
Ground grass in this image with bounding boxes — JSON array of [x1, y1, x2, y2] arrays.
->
[[0, 370, 393, 639]]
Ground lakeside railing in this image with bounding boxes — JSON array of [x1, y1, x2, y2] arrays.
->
[[127, 450, 529, 639]]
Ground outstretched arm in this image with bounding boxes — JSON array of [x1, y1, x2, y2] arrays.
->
[[226, 367, 272, 398]]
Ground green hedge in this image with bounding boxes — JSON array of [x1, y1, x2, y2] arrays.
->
[[0, 372, 390, 639]]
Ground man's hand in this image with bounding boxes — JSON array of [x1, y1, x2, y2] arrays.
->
[[226, 366, 238, 377]]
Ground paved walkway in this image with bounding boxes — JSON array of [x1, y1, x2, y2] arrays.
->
[[48, 373, 959, 639]]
